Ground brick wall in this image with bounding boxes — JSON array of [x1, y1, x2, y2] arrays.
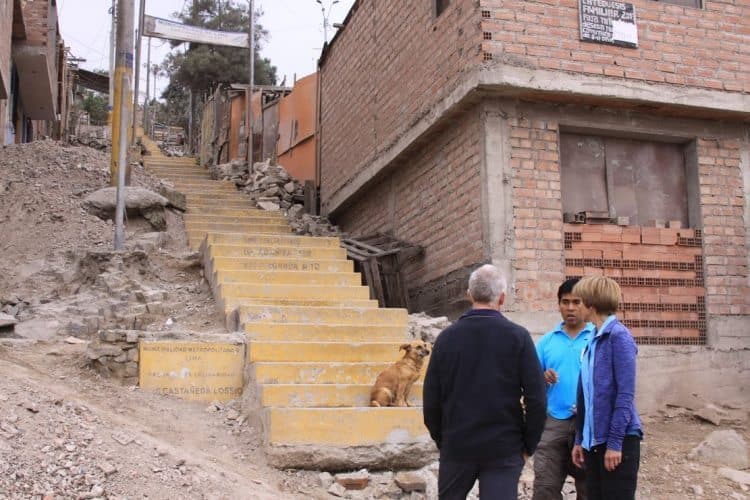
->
[[480, 0, 750, 93], [508, 117, 566, 313], [334, 110, 485, 316], [22, 0, 52, 45], [320, 0, 481, 202], [564, 224, 707, 344], [696, 138, 750, 317], [502, 107, 749, 343]]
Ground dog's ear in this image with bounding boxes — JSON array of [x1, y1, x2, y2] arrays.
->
[[400, 343, 411, 351]]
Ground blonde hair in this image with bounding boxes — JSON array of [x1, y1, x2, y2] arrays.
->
[[572, 275, 621, 315]]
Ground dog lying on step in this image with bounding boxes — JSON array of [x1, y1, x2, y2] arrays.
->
[[370, 340, 431, 407]]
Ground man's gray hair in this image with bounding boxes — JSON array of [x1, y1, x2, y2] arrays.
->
[[468, 264, 507, 304]]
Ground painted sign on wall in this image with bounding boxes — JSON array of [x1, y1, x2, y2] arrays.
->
[[579, 0, 638, 48]]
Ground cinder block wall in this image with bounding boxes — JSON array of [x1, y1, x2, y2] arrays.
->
[[319, 0, 481, 204], [479, 0, 750, 92], [335, 110, 485, 317]]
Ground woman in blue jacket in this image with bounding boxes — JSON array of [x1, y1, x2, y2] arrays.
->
[[570, 275, 643, 500]]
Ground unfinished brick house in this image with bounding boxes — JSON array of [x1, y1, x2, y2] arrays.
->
[[0, 0, 69, 144], [318, 0, 750, 406]]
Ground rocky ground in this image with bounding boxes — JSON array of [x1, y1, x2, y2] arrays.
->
[[0, 140, 748, 499]]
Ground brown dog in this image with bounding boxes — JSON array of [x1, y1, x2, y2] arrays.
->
[[370, 340, 431, 407]]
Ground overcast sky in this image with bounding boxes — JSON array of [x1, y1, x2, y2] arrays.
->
[[58, 0, 355, 102]]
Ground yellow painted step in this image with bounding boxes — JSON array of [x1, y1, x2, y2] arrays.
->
[[187, 225, 292, 237], [203, 233, 338, 247], [237, 304, 406, 325], [146, 167, 209, 175], [219, 282, 369, 300], [209, 244, 345, 259], [249, 341, 411, 362], [215, 270, 361, 286], [185, 214, 289, 225], [185, 193, 254, 201], [172, 182, 235, 190], [260, 383, 422, 407], [211, 256, 353, 273], [176, 185, 237, 192], [224, 297, 377, 311], [264, 407, 430, 446], [185, 201, 255, 210], [253, 361, 425, 384], [243, 323, 406, 341]]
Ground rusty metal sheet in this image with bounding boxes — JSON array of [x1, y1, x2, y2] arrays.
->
[[560, 133, 609, 215]]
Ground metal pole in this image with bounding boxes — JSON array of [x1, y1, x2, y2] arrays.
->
[[187, 87, 192, 153], [246, 0, 254, 165], [108, 0, 116, 125], [143, 37, 151, 129], [110, 0, 134, 186], [114, 73, 130, 250], [131, 0, 146, 144]]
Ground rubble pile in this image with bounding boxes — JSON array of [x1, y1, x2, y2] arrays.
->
[[408, 312, 451, 343], [210, 158, 342, 237]]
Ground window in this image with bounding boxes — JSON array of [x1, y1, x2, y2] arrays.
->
[[653, 0, 702, 8], [560, 133, 697, 227], [435, 0, 450, 17]]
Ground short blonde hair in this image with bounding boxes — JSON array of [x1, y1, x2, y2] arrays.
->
[[572, 275, 621, 315]]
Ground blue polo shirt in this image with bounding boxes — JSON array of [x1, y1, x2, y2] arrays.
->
[[536, 322, 593, 420]]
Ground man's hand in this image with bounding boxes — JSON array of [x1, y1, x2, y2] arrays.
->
[[604, 449, 622, 471], [571, 445, 585, 469], [544, 368, 558, 385]]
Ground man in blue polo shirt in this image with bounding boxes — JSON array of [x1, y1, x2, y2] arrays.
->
[[532, 278, 592, 500]]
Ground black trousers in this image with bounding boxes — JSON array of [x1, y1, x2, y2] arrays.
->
[[583, 436, 640, 500], [439, 454, 524, 500]]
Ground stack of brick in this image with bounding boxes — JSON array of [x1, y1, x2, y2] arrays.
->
[[564, 223, 705, 344]]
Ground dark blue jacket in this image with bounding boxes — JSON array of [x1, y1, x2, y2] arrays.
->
[[423, 309, 547, 462], [575, 317, 642, 451]]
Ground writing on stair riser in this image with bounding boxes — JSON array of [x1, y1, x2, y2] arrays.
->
[[242, 248, 314, 257], [139, 341, 245, 402]]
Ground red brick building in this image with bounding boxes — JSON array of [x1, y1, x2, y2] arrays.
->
[[0, 0, 69, 144], [318, 0, 749, 403]]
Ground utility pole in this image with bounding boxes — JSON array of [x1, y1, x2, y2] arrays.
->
[[132, 0, 146, 144], [111, 0, 134, 185], [246, 0, 255, 165], [114, 73, 129, 250], [143, 37, 151, 129], [108, 0, 116, 125]]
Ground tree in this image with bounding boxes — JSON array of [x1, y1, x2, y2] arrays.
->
[[82, 91, 109, 125], [162, 0, 277, 99]]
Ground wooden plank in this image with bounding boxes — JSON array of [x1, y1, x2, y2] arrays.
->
[[368, 258, 386, 308]]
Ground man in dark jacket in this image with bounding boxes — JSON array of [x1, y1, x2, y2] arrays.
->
[[423, 264, 547, 499]]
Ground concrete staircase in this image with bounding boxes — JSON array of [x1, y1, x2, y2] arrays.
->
[[140, 139, 435, 470]]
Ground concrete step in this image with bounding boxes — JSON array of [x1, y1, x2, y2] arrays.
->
[[185, 193, 253, 201], [146, 168, 210, 176], [253, 361, 424, 384], [176, 185, 237, 193], [171, 181, 236, 190], [187, 226, 292, 239], [249, 341, 411, 362], [203, 233, 339, 248], [218, 282, 369, 301], [210, 256, 353, 273], [185, 201, 255, 210], [223, 297, 377, 312], [185, 214, 289, 225], [186, 207, 278, 216], [237, 304, 407, 325], [260, 383, 422, 407], [209, 244, 345, 259], [215, 270, 361, 286], [243, 323, 406, 341], [263, 407, 429, 447]]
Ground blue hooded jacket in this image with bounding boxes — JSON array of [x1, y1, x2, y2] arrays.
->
[[575, 317, 642, 451]]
